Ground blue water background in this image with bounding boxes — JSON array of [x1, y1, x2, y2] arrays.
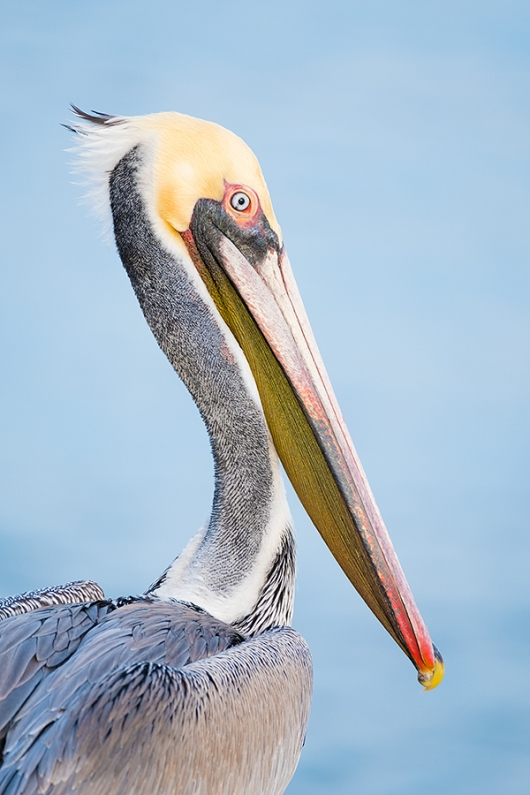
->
[[0, 2, 529, 792]]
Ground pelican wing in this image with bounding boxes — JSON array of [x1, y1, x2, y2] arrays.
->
[[0, 602, 311, 795], [0, 602, 114, 756], [0, 582, 106, 621]]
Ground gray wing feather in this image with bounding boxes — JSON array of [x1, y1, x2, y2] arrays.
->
[[0, 602, 312, 795], [0, 603, 114, 743], [0, 583, 106, 622]]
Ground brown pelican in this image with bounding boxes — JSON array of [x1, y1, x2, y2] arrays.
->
[[0, 108, 443, 795]]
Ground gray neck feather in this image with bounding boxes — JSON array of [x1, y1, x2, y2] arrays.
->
[[109, 146, 294, 632]]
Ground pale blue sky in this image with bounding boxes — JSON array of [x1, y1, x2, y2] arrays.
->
[[0, 2, 529, 793]]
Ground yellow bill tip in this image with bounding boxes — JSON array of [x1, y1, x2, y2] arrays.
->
[[418, 646, 444, 691]]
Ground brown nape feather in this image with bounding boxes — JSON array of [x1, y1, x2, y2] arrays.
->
[[70, 104, 122, 126]]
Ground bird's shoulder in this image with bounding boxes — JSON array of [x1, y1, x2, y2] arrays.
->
[[0, 580, 105, 621], [74, 596, 246, 670]]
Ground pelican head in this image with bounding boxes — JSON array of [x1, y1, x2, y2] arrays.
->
[[73, 108, 443, 690]]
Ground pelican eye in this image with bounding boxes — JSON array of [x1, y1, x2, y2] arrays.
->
[[230, 191, 251, 212]]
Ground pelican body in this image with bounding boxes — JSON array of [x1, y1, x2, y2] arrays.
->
[[0, 109, 443, 795]]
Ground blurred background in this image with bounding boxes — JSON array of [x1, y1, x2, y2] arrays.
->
[[0, 2, 529, 793]]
